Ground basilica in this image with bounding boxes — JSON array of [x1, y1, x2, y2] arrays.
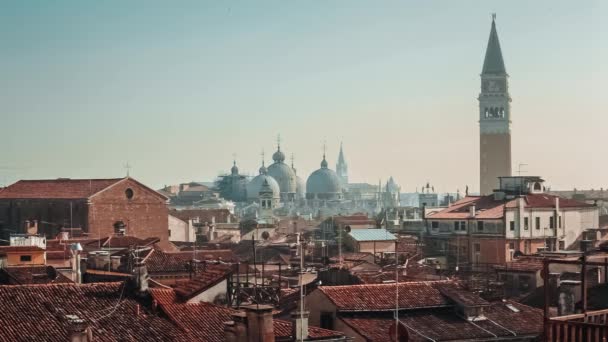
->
[[216, 140, 402, 221]]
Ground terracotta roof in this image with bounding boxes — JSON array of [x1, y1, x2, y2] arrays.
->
[[0, 178, 123, 199], [330, 252, 373, 262], [427, 194, 594, 220], [173, 263, 234, 300], [0, 246, 45, 253], [318, 281, 456, 312], [0, 266, 73, 285], [343, 301, 542, 341], [150, 288, 344, 341], [494, 257, 545, 273], [145, 248, 235, 274], [0, 283, 189, 341]]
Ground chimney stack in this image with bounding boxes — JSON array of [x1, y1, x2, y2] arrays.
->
[[244, 304, 275, 342], [291, 310, 309, 341], [132, 260, 149, 294], [469, 205, 476, 218], [66, 315, 92, 342]]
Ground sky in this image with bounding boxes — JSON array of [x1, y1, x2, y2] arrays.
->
[[1, 1, 606, 193]]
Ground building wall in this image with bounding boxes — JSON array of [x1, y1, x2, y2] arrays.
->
[[354, 240, 395, 254], [305, 289, 338, 328], [168, 215, 190, 242], [88, 179, 169, 242], [6, 251, 45, 266], [0, 199, 88, 237], [480, 133, 512, 195]]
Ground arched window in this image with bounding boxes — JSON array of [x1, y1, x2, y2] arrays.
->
[[500, 107, 505, 117], [533, 182, 542, 191]]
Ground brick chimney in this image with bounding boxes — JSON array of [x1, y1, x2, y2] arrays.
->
[[244, 304, 275, 342], [225, 311, 248, 342]]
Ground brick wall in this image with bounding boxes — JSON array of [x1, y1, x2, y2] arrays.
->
[[0, 199, 88, 237], [88, 179, 168, 243]]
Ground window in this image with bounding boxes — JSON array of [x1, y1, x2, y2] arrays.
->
[[477, 221, 484, 231], [559, 240, 565, 250], [168, 229, 171, 237], [125, 188, 134, 199], [559, 216, 562, 228], [524, 240, 531, 254], [510, 221, 515, 231], [524, 217, 529, 230], [535, 217, 541, 230], [20, 255, 32, 262], [509, 242, 515, 250], [474, 243, 481, 253], [320, 312, 334, 330], [454, 221, 465, 231], [549, 217, 555, 229], [431, 221, 439, 229]]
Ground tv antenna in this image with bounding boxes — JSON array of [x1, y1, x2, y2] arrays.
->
[[517, 163, 528, 176]]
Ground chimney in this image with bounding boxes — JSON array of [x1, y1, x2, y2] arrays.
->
[[291, 310, 309, 341], [66, 315, 92, 342], [244, 304, 275, 342], [469, 205, 476, 218], [226, 311, 248, 342], [212, 216, 216, 224], [555, 197, 560, 211], [132, 260, 149, 294], [227, 214, 231, 224]]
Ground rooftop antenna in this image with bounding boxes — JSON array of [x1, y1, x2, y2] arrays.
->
[[123, 162, 132, 177], [517, 163, 528, 176]]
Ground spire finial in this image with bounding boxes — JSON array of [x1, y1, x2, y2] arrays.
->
[[123, 162, 132, 177], [291, 153, 294, 168], [261, 149, 265, 167], [492, 13, 496, 21], [232, 153, 237, 166], [277, 134, 281, 151], [323, 140, 326, 159]]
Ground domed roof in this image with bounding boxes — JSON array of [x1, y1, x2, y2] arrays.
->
[[246, 173, 280, 201], [258, 161, 268, 175], [272, 148, 286, 163], [306, 156, 342, 194], [387, 176, 400, 193], [267, 162, 296, 194]]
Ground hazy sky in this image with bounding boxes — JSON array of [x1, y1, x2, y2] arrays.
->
[[1, 1, 606, 193]]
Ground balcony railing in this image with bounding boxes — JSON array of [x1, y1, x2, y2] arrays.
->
[[547, 309, 608, 341]]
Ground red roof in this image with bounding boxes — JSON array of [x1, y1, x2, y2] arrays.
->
[[173, 263, 234, 300], [428, 194, 593, 220], [318, 281, 456, 312], [170, 209, 236, 224], [0, 283, 189, 341], [0, 178, 124, 199], [0, 266, 73, 285], [150, 288, 344, 341], [494, 257, 545, 273], [0, 246, 45, 253], [342, 301, 542, 341]]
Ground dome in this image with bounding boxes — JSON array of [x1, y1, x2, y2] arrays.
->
[[267, 162, 297, 194], [272, 149, 286, 163], [306, 156, 342, 196], [247, 174, 280, 201]]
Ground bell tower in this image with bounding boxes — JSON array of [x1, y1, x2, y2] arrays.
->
[[479, 15, 512, 195]]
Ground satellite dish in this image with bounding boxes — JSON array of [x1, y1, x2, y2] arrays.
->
[[344, 226, 351, 233], [388, 321, 409, 342], [261, 231, 270, 240], [46, 266, 58, 281]]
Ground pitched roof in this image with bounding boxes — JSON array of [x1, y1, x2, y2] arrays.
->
[[348, 228, 396, 242], [342, 301, 542, 341], [318, 281, 455, 312], [0, 283, 189, 341], [0, 266, 73, 285], [149, 288, 344, 341], [494, 257, 545, 273], [144, 248, 236, 274], [0, 178, 124, 199], [482, 18, 507, 75], [173, 263, 234, 300], [427, 194, 594, 220]]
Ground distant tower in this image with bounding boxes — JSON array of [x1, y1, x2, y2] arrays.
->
[[479, 15, 512, 195], [336, 142, 348, 186]]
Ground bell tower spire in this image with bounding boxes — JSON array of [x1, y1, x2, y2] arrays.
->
[[336, 142, 348, 186], [479, 15, 512, 195]]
